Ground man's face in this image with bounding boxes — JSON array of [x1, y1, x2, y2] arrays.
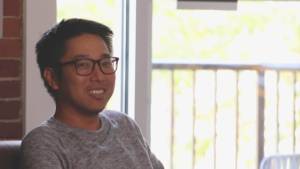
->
[[55, 33, 115, 115]]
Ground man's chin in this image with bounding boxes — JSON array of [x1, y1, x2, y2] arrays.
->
[[76, 101, 108, 116], [87, 106, 106, 116]]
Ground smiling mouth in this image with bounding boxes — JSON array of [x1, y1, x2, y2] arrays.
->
[[89, 89, 105, 98], [90, 89, 104, 94]]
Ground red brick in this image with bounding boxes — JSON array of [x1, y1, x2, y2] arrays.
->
[[0, 121, 22, 139], [3, 0, 21, 17], [0, 39, 22, 58], [0, 60, 20, 77], [0, 101, 20, 119], [0, 81, 20, 98], [3, 18, 22, 38]]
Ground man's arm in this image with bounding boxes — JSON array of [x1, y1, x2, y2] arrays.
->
[[21, 129, 64, 169], [126, 115, 165, 169], [21, 144, 63, 169]]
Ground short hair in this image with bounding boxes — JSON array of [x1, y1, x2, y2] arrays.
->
[[36, 18, 113, 99]]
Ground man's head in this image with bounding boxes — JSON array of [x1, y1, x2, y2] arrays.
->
[[36, 18, 113, 98], [36, 18, 117, 114]]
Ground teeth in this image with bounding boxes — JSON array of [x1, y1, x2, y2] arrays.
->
[[90, 90, 104, 94]]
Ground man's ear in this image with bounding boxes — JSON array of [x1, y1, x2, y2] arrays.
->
[[43, 67, 60, 90]]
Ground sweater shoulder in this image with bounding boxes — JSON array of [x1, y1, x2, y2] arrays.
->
[[21, 120, 60, 149]]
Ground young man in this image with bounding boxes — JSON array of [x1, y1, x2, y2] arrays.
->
[[21, 18, 164, 169]]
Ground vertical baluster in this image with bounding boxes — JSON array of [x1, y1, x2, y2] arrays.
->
[[235, 70, 240, 169], [257, 70, 265, 169], [292, 71, 296, 153], [276, 71, 280, 153], [192, 69, 196, 169], [171, 69, 175, 169], [214, 69, 218, 169]]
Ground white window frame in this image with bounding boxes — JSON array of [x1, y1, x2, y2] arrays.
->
[[126, 0, 153, 143]]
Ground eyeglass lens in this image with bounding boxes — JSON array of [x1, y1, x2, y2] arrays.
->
[[75, 58, 117, 75]]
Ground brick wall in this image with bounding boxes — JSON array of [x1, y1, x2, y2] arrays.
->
[[0, 0, 23, 139]]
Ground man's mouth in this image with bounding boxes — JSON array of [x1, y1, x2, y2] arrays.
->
[[90, 89, 104, 94], [89, 89, 105, 98]]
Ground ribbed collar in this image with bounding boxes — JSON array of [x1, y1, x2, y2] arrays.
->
[[46, 112, 111, 145]]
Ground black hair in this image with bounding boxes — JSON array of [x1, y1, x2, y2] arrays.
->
[[36, 18, 113, 99]]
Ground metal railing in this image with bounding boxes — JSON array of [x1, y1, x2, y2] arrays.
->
[[151, 60, 300, 169]]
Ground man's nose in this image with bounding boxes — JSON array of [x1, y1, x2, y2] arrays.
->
[[90, 63, 105, 80]]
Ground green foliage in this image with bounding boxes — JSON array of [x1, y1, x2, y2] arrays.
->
[[57, 0, 117, 29], [153, 0, 300, 62]]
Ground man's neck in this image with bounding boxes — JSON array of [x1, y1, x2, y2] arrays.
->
[[54, 108, 102, 131]]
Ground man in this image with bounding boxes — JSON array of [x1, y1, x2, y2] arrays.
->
[[21, 18, 164, 169]]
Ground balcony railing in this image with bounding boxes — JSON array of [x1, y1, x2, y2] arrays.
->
[[151, 60, 300, 169]]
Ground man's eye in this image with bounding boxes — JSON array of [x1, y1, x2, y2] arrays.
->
[[101, 61, 113, 68], [76, 61, 91, 68]]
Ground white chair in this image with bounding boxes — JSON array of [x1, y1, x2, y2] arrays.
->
[[260, 154, 300, 169]]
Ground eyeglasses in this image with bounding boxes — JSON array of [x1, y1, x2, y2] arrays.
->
[[60, 56, 119, 76]]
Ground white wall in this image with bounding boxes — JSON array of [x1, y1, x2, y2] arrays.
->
[[24, 0, 56, 133]]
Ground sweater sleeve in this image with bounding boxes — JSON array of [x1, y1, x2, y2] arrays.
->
[[144, 139, 165, 169], [101, 110, 165, 169], [125, 115, 165, 169]]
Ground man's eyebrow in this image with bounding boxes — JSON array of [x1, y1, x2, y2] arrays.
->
[[70, 54, 89, 60], [70, 53, 112, 60], [102, 53, 112, 57]]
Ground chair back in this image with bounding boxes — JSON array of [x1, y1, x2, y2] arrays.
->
[[0, 140, 21, 169], [260, 154, 300, 169]]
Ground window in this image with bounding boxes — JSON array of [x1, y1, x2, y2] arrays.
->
[[151, 1, 300, 169]]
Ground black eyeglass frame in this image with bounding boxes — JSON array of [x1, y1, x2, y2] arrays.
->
[[59, 56, 119, 76]]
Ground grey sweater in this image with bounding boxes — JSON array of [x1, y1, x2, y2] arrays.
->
[[21, 110, 164, 169]]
